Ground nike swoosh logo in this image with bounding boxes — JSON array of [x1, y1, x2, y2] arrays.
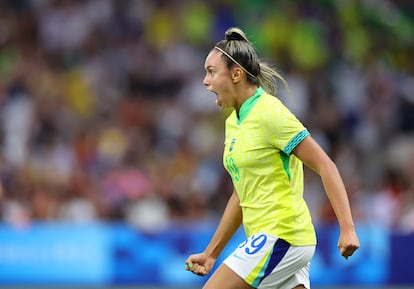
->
[[233, 252, 247, 261]]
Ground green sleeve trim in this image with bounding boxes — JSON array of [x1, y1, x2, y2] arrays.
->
[[284, 129, 310, 155]]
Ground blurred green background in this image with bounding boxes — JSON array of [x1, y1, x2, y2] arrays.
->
[[0, 0, 413, 288]]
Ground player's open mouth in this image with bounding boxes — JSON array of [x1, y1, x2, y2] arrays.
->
[[207, 89, 221, 107], [207, 89, 217, 95]]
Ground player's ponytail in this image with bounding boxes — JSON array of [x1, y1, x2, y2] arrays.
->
[[224, 27, 249, 42], [214, 27, 289, 97]]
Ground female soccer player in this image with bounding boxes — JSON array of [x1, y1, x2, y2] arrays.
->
[[185, 27, 359, 289]]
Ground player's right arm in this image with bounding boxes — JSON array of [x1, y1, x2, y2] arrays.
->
[[185, 190, 242, 276]]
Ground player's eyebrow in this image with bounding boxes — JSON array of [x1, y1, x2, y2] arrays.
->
[[205, 65, 215, 71]]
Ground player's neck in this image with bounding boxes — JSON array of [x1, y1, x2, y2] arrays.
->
[[235, 85, 258, 114]]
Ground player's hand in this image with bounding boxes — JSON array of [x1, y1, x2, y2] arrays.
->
[[337, 228, 360, 260], [185, 252, 216, 276]]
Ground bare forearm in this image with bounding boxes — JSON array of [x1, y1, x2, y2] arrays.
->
[[205, 191, 242, 259], [320, 160, 355, 230], [293, 136, 359, 258], [293, 137, 356, 230]]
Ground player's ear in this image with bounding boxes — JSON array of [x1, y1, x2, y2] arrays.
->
[[231, 67, 242, 83]]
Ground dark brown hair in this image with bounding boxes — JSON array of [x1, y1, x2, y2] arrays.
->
[[214, 27, 288, 96]]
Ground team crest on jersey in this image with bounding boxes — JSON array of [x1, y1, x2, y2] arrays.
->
[[229, 138, 236, 152]]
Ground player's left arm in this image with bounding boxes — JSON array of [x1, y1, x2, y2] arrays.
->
[[293, 135, 360, 259]]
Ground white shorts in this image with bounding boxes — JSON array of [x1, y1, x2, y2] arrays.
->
[[223, 233, 315, 289]]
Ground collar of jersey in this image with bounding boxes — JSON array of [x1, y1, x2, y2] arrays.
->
[[237, 86, 265, 125]]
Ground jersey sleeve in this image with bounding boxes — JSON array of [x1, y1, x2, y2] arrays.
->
[[262, 99, 309, 155]]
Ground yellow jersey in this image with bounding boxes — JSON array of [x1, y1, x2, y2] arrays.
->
[[223, 87, 316, 246]]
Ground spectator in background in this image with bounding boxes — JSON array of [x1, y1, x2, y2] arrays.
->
[[0, 0, 412, 234]]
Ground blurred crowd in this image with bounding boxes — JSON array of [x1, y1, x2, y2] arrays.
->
[[0, 0, 413, 233]]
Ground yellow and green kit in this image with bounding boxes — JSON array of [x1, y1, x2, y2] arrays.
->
[[223, 87, 316, 246]]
